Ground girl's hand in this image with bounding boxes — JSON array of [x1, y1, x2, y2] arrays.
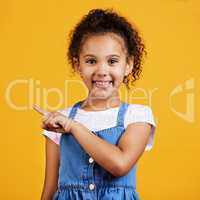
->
[[33, 105, 74, 134]]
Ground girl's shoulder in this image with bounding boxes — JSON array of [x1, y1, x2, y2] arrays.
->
[[127, 102, 153, 110], [126, 103, 155, 114], [125, 103, 156, 127]]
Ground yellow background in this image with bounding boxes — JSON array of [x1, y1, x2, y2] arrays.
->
[[1, 0, 200, 199]]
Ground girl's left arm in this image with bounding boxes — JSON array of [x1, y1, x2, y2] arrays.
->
[[34, 105, 151, 178], [71, 121, 151, 177]]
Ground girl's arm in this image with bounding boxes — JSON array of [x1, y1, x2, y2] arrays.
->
[[41, 137, 60, 200], [71, 121, 151, 177], [33, 105, 151, 178]]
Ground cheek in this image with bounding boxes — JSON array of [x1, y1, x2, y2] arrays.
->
[[80, 67, 92, 77], [80, 69, 93, 83], [114, 69, 126, 81]]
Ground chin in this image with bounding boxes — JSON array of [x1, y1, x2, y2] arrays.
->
[[90, 90, 113, 99]]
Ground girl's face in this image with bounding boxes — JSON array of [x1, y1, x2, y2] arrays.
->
[[75, 33, 133, 101]]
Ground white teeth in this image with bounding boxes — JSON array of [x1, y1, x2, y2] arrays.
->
[[93, 81, 113, 88]]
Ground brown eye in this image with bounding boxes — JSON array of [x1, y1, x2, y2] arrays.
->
[[108, 59, 118, 65], [86, 59, 96, 64]]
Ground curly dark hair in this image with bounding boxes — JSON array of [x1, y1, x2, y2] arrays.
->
[[67, 8, 146, 90]]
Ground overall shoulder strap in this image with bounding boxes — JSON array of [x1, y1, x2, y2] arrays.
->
[[68, 100, 83, 119], [116, 102, 129, 127]]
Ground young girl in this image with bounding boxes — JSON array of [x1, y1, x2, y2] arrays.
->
[[35, 8, 156, 200]]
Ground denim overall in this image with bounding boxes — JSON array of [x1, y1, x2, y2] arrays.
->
[[53, 101, 140, 200]]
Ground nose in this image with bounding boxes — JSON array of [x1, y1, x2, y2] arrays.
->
[[95, 64, 109, 78]]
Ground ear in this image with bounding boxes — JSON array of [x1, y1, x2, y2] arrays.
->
[[125, 56, 134, 76], [73, 58, 81, 73]]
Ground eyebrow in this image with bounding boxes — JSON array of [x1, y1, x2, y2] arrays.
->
[[83, 54, 120, 58]]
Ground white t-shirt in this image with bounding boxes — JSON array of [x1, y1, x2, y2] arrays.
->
[[43, 104, 156, 151]]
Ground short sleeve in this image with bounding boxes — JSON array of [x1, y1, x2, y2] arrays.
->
[[125, 104, 157, 151], [42, 130, 61, 145], [41, 107, 72, 145]]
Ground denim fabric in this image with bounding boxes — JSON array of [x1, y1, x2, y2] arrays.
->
[[53, 101, 140, 200]]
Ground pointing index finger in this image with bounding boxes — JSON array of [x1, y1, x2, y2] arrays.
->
[[33, 104, 49, 116]]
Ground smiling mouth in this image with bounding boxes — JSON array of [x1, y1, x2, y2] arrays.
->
[[92, 80, 113, 88]]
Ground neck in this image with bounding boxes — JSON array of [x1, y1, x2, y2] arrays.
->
[[81, 96, 121, 112]]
